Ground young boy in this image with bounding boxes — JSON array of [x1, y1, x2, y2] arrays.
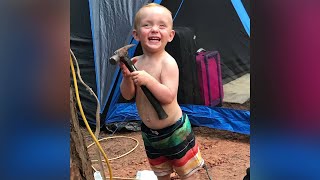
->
[[119, 3, 204, 180]]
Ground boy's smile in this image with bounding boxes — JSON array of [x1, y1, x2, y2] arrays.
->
[[148, 36, 161, 42]]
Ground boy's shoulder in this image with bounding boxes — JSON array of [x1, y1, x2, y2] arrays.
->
[[163, 52, 177, 65]]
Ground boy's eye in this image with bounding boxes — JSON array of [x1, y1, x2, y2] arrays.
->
[[143, 24, 151, 28], [159, 24, 166, 28]]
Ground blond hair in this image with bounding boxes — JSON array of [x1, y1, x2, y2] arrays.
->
[[133, 3, 173, 30]]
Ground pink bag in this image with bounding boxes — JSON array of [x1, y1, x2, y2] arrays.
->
[[196, 49, 223, 107]]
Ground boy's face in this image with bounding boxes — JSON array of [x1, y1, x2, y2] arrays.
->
[[133, 7, 175, 53]]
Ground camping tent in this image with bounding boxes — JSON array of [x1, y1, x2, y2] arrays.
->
[[70, 0, 250, 134]]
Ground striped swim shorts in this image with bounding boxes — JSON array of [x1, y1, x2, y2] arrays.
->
[[141, 113, 204, 178]]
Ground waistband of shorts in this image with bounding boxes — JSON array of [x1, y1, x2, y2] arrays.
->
[[141, 113, 187, 136]]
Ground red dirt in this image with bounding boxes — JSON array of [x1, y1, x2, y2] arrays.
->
[[81, 125, 250, 180]]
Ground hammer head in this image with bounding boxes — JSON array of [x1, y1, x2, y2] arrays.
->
[[109, 44, 135, 65]]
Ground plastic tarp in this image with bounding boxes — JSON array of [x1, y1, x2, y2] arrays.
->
[[87, 0, 150, 113], [107, 103, 250, 135]]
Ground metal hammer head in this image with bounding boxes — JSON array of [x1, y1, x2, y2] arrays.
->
[[109, 44, 135, 65]]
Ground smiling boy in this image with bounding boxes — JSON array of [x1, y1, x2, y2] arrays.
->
[[119, 3, 204, 180]]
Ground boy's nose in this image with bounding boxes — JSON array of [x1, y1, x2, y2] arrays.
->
[[151, 25, 159, 32]]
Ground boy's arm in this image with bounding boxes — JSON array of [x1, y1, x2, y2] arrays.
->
[[144, 60, 179, 104], [120, 76, 135, 100]]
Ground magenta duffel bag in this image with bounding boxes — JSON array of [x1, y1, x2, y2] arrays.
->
[[196, 49, 224, 107]]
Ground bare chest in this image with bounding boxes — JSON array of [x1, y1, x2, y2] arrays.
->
[[137, 63, 162, 81]]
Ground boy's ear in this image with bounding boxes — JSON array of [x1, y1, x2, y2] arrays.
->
[[168, 30, 175, 42], [133, 29, 140, 41]]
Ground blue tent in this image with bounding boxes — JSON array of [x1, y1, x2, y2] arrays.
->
[[71, 0, 250, 135]]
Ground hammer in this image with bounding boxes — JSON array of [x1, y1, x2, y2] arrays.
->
[[109, 44, 168, 120]]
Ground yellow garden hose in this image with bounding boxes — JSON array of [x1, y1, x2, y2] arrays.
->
[[70, 49, 105, 179], [70, 52, 141, 180], [70, 55, 113, 179]]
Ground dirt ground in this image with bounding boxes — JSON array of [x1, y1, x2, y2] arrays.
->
[[81, 101, 250, 180]]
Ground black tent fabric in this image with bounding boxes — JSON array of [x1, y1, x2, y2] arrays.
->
[[242, 0, 250, 17], [71, 0, 150, 124], [104, 0, 250, 135], [70, 0, 250, 135], [161, 0, 250, 83], [70, 0, 98, 124]]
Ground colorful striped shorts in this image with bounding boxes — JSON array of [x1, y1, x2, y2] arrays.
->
[[141, 113, 204, 178]]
